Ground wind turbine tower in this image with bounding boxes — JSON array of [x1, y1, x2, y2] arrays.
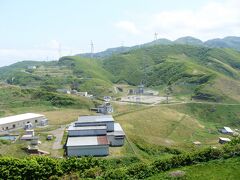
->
[[58, 43, 62, 59], [90, 40, 94, 57], [154, 32, 158, 42]]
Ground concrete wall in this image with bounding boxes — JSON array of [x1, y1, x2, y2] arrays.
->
[[108, 135, 125, 146], [75, 122, 114, 132], [68, 129, 107, 137], [67, 145, 109, 156], [0, 117, 47, 131]]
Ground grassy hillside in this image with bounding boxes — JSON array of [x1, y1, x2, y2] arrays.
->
[[149, 156, 240, 180], [0, 57, 114, 96], [103, 45, 240, 102], [0, 44, 240, 101], [0, 84, 93, 117], [114, 103, 240, 154]]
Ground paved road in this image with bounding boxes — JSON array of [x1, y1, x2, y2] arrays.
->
[[50, 127, 65, 150], [113, 100, 240, 107]]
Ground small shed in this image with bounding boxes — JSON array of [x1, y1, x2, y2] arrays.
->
[[66, 136, 109, 157], [220, 127, 233, 135], [219, 137, 231, 144]]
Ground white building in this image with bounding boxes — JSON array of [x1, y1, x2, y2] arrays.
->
[[56, 89, 71, 94], [0, 113, 48, 131], [66, 115, 125, 157], [78, 92, 88, 97], [66, 136, 109, 156]]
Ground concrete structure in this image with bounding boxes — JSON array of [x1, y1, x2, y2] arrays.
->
[[0, 113, 48, 131], [220, 127, 234, 135], [107, 123, 125, 146], [219, 137, 231, 144], [103, 96, 112, 102], [66, 136, 109, 156], [78, 92, 88, 97], [66, 115, 125, 157], [68, 125, 107, 137], [21, 129, 36, 140], [97, 102, 113, 114]]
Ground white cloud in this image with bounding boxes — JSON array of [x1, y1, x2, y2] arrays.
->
[[116, 0, 240, 41], [115, 21, 141, 35]]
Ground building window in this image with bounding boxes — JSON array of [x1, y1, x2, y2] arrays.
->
[[35, 120, 38, 123], [6, 127, 8, 130], [13, 124, 16, 128]]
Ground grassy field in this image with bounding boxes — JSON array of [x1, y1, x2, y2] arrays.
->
[[149, 156, 240, 180], [168, 103, 240, 127], [40, 108, 95, 125], [115, 105, 222, 150]]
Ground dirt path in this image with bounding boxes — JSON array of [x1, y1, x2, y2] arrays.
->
[[50, 127, 65, 150]]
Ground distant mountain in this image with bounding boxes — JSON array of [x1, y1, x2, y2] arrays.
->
[[205, 36, 240, 51], [144, 38, 173, 46], [174, 36, 203, 46], [78, 36, 240, 59], [78, 46, 132, 58]]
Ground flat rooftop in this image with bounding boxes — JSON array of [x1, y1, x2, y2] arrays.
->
[[0, 113, 45, 125], [219, 137, 231, 141], [107, 123, 125, 136], [68, 124, 107, 131], [77, 115, 114, 124], [223, 127, 233, 133], [66, 136, 109, 147]]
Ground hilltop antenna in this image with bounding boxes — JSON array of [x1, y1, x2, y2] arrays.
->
[[90, 40, 94, 57]]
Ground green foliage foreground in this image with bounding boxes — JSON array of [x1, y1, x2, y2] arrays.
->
[[1, 138, 240, 179]]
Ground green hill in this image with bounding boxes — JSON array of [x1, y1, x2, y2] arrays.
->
[[0, 44, 240, 102], [103, 44, 240, 102], [205, 36, 240, 51], [174, 36, 203, 45]]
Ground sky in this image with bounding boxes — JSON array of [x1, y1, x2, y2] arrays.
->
[[0, 0, 239, 67]]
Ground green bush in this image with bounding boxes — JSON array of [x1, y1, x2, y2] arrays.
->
[[0, 139, 240, 179]]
